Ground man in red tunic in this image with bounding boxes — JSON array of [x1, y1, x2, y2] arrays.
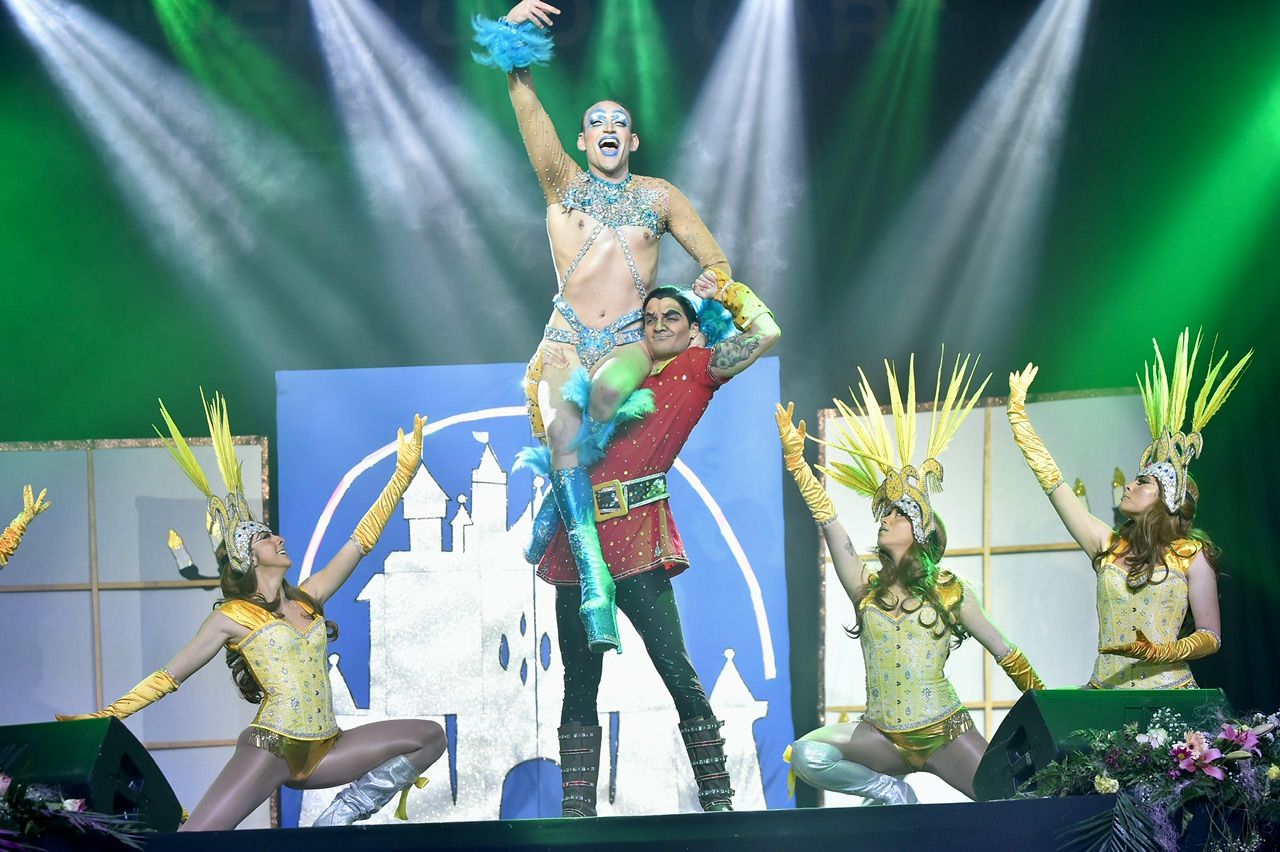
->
[[538, 278, 779, 816]]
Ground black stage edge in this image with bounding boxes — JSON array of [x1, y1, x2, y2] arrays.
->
[[139, 796, 1116, 852]]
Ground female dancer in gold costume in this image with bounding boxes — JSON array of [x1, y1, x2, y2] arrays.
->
[[1006, 329, 1249, 689], [777, 354, 1043, 804], [58, 394, 444, 830]]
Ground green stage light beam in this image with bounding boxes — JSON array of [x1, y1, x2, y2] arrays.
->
[[151, 0, 337, 152], [820, 0, 940, 267], [842, 0, 1092, 350], [582, 0, 680, 165], [6, 0, 390, 366]]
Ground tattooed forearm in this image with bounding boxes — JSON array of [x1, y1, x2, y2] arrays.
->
[[711, 334, 762, 371]]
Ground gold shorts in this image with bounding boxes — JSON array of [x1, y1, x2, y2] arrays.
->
[[249, 728, 341, 784], [876, 710, 973, 771]]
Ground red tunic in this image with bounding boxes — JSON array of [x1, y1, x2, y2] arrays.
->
[[537, 346, 727, 585]]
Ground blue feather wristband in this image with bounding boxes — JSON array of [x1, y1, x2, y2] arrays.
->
[[471, 15, 555, 73]]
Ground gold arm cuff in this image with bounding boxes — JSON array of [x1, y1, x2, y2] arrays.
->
[[714, 276, 771, 332], [996, 647, 1044, 692]]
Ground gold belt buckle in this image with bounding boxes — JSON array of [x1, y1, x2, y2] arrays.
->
[[593, 479, 629, 522]]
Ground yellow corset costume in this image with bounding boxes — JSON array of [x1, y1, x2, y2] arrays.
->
[[1091, 537, 1201, 690], [220, 598, 341, 781], [859, 571, 966, 732]]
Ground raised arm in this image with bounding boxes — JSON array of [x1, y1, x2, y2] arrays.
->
[[55, 611, 237, 721], [775, 403, 869, 603], [1007, 363, 1113, 557], [304, 415, 425, 605], [508, 68, 580, 204], [0, 484, 50, 568], [698, 276, 780, 379], [956, 584, 1045, 691], [666, 184, 730, 281]]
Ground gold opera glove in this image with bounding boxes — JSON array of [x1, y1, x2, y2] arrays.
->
[[0, 485, 51, 568], [1099, 627, 1221, 664], [996, 646, 1044, 692], [56, 669, 180, 721], [352, 414, 426, 555], [1006, 364, 1064, 494], [711, 270, 771, 331], [775, 403, 837, 526]]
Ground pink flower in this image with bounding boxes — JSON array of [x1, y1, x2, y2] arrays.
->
[[0, 774, 10, 797], [1183, 731, 1208, 759], [1218, 724, 1261, 756], [1175, 745, 1225, 780], [61, 798, 86, 812]]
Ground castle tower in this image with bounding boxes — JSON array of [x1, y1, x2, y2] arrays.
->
[[402, 463, 446, 555]]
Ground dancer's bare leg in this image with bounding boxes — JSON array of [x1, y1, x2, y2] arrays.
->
[[586, 342, 650, 423], [303, 719, 446, 788], [799, 721, 913, 776], [180, 727, 291, 832], [922, 727, 986, 800]]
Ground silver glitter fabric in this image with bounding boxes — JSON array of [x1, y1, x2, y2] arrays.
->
[[876, 497, 928, 545], [560, 172, 666, 234], [1138, 460, 1181, 513], [543, 295, 645, 372]]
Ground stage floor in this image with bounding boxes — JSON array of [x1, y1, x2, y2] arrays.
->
[[142, 796, 1115, 852]]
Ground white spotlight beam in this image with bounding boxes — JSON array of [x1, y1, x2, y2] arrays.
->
[[309, 0, 546, 357], [852, 0, 1091, 344], [659, 0, 809, 306], [6, 0, 384, 363]]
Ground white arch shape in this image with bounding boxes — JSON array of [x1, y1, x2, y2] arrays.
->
[[297, 406, 777, 680]]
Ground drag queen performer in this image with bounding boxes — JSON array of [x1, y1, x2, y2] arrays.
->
[[1006, 329, 1250, 689], [777, 355, 1044, 803], [473, 0, 732, 652], [57, 394, 444, 830], [0, 484, 50, 568], [537, 278, 777, 815]]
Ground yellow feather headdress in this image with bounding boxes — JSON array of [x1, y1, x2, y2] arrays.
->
[[820, 350, 990, 544], [155, 390, 269, 576], [1137, 328, 1251, 513]]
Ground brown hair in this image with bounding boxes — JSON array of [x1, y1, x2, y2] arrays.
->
[[213, 541, 339, 704], [846, 512, 970, 648], [1093, 476, 1221, 589]]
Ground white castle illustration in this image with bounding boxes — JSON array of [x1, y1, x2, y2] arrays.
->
[[299, 434, 768, 824]]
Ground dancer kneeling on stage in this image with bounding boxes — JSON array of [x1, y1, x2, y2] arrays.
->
[[533, 278, 778, 815], [776, 353, 1043, 804], [57, 394, 444, 831], [1006, 329, 1249, 689]]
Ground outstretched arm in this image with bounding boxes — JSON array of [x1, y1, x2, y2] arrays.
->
[[1007, 363, 1113, 557], [0, 485, 50, 567], [667, 184, 730, 281], [56, 611, 236, 720], [775, 403, 868, 603], [957, 586, 1045, 691], [304, 415, 425, 606], [699, 277, 780, 379]]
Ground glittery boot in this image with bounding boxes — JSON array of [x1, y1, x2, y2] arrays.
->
[[550, 467, 619, 653], [310, 755, 424, 826], [787, 740, 917, 805]]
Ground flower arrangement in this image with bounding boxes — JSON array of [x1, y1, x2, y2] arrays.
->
[[0, 747, 144, 851], [1023, 708, 1280, 852]]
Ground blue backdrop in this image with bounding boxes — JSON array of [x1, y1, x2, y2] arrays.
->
[[275, 358, 792, 823]]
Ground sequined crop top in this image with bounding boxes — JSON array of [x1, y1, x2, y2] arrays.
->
[[219, 598, 338, 741], [858, 571, 966, 732], [1091, 536, 1202, 690]]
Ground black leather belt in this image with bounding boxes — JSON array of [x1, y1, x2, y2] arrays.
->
[[592, 473, 669, 522]]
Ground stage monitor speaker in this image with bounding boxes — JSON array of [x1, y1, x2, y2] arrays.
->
[[973, 688, 1231, 802], [0, 717, 182, 831]]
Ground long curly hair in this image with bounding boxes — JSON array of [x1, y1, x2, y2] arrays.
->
[[213, 541, 338, 704], [846, 512, 970, 648], [1093, 475, 1221, 590]]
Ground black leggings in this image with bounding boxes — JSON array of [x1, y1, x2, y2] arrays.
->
[[557, 569, 713, 726]]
